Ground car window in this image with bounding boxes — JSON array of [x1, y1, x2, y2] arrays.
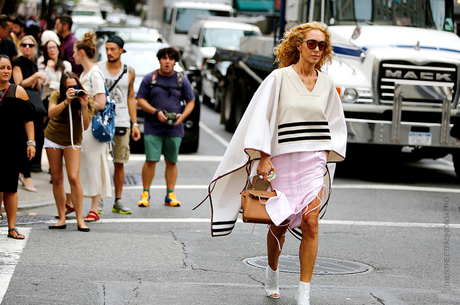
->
[[175, 9, 231, 34], [202, 28, 259, 48]]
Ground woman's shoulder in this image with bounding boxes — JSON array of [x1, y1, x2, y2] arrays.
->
[[15, 85, 28, 100], [63, 60, 72, 71]]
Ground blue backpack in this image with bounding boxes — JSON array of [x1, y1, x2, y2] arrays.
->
[[90, 70, 116, 143]]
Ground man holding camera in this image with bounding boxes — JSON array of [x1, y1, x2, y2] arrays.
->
[[98, 35, 141, 215], [136, 47, 195, 207]]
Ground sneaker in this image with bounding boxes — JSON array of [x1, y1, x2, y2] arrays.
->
[[112, 199, 132, 214], [138, 191, 150, 207], [98, 199, 104, 214], [164, 192, 181, 207]]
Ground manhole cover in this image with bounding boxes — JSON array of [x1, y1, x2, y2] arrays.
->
[[0, 215, 54, 227], [244, 256, 372, 275]]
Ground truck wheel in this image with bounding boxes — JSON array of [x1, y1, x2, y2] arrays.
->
[[233, 76, 248, 128], [222, 70, 236, 132], [210, 86, 221, 112]]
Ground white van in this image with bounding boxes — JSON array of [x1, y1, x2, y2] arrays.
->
[[183, 19, 261, 70], [162, 1, 234, 51]]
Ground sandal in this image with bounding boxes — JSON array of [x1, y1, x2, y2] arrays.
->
[[7, 228, 25, 239], [84, 211, 100, 222], [54, 204, 75, 219]]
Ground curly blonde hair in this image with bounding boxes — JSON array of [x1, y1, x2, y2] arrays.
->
[[274, 22, 332, 71]]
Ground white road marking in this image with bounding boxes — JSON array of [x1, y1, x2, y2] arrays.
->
[[199, 121, 229, 147], [44, 218, 460, 229], [0, 228, 31, 304], [122, 184, 460, 193], [333, 184, 460, 193], [120, 155, 223, 162]]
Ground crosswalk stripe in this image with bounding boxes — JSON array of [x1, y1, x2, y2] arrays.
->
[[0, 228, 31, 303]]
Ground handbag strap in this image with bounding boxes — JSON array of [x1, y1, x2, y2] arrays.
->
[[242, 159, 273, 192], [108, 64, 127, 92]]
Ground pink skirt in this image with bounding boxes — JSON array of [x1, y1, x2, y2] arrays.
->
[[270, 151, 327, 228]]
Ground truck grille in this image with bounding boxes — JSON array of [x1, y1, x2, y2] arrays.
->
[[377, 61, 456, 106]]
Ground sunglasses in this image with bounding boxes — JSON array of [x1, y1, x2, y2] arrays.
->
[[301, 39, 328, 51], [20, 43, 35, 48]]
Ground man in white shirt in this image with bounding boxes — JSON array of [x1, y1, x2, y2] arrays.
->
[[98, 35, 141, 214]]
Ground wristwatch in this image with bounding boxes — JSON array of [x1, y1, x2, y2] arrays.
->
[[154, 108, 161, 117], [27, 141, 36, 147], [132, 123, 139, 127]]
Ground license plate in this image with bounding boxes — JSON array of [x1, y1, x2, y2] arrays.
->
[[408, 132, 432, 145]]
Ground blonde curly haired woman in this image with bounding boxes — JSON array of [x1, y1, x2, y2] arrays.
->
[[202, 22, 347, 305]]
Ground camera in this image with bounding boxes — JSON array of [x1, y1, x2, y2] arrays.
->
[[163, 111, 178, 129], [74, 89, 85, 98]]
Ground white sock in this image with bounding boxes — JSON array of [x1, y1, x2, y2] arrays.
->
[[296, 281, 310, 305], [264, 265, 279, 298]]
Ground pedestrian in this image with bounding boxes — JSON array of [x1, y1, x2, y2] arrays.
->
[[0, 54, 36, 239], [0, 15, 18, 61], [198, 22, 347, 304], [38, 30, 72, 99], [63, 31, 111, 222], [11, 16, 26, 53], [46, 72, 93, 232], [54, 15, 82, 76], [136, 47, 195, 208], [97, 35, 141, 215], [12, 35, 47, 187]]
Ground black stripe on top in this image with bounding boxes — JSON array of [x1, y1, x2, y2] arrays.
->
[[279, 128, 329, 136], [279, 135, 331, 143], [278, 121, 329, 129]]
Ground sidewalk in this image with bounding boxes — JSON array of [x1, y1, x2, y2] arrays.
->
[[17, 151, 54, 210]]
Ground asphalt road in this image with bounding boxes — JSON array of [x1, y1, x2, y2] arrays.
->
[[1, 104, 460, 305]]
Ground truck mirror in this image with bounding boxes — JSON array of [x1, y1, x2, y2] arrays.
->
[[191, 35, 199, 46]]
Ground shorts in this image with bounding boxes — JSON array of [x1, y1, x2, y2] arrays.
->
[[43, 137, 81, 150], [113, 127, 130, 163], [144, 135, 181, 163]]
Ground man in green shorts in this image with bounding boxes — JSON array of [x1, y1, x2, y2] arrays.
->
[[136, 47, 195, 207]]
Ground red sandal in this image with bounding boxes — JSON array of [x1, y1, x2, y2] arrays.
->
[[84, 211, 100, 222]]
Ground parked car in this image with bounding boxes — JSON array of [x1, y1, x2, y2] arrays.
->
[[200, 59, 231, 111], [98, 41, 201, 153], [182, 19, 261, 71]]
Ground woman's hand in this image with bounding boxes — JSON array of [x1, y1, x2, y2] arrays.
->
[[257, 152, 275, 181], [27, 145, 36, 160], [65, 87, 75, 104], [46, 59, 55, 68], [79, 91, 89, 108]]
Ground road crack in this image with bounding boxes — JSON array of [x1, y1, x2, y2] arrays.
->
[[370, 292, 385, 304]]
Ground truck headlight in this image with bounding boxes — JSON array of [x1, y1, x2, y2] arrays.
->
[[342, 88, 358, 103]]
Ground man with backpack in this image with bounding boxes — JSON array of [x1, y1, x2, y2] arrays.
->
[[98, 35, 141, 214], [136, 47, 195, 207]]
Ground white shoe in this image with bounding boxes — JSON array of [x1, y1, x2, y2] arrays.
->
[[296, 281, 310, 305], [265, 265, 279, 299]]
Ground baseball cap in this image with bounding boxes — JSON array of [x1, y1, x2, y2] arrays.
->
[[107, 35, 126, 53]]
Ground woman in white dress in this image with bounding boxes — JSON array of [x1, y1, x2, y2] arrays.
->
[[65, 31, 111, 222]]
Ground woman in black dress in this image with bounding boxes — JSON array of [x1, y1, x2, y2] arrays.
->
[[0, 54, 36, 239], [12, 35, 46, 190]]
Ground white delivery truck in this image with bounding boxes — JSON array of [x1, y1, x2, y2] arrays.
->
[[162, 0, 234, 51], [215, 0, 460, 176]]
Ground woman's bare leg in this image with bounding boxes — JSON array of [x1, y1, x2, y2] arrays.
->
[[299, 188, 322, 282], [46, 148, 66, 226], [63, 148, 88, 229]]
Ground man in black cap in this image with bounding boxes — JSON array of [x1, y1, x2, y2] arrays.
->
[[97, 35, 141, 214], [12, 16, 26, 42]]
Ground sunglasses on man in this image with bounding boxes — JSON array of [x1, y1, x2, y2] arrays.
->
[[301, 39, 328, 51]]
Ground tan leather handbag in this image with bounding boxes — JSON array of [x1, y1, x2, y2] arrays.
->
[[241, 178, 276, 224]]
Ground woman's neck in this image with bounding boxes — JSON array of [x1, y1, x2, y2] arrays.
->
[[293, 61, 316, 77], [0, 80, 10, 90], [81, 58, 95, 75]]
